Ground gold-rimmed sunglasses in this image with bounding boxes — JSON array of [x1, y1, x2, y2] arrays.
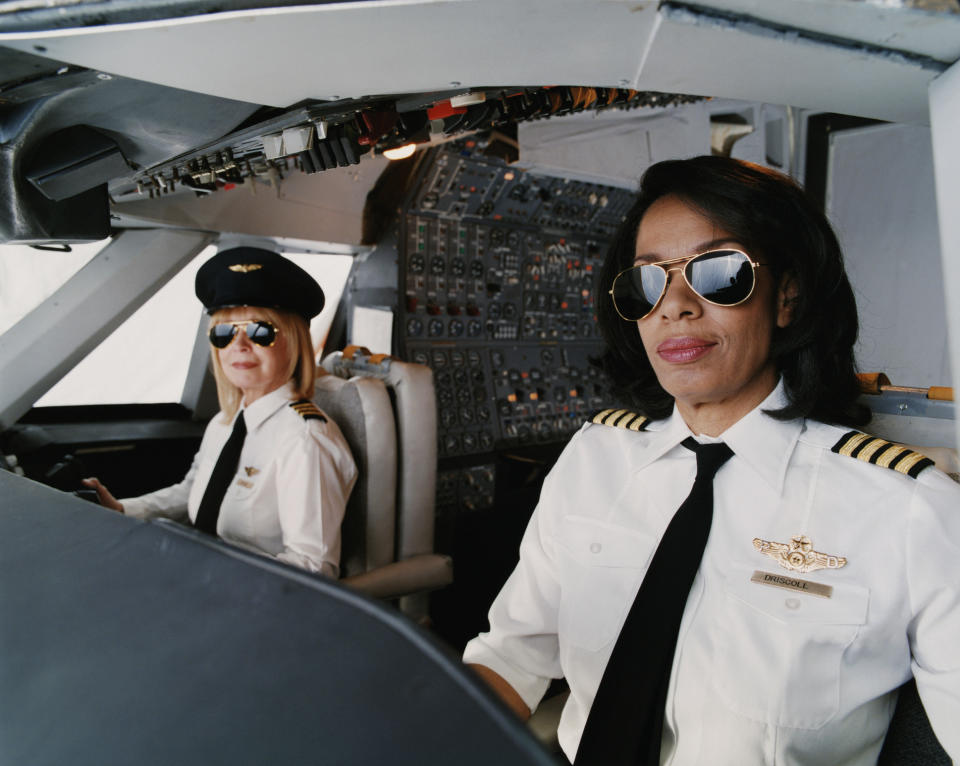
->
[[609, 248, 765, 321], [208, 319, 280, 349]]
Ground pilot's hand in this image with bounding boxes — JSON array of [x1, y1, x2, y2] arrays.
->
[[81, 477, 124, 513]]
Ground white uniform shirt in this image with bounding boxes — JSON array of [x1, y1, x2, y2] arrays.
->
[[123, 381, 357, 577], [463, 384, 960, 765]]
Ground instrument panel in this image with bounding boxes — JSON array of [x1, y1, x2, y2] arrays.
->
[[399, 139, 636, 461]]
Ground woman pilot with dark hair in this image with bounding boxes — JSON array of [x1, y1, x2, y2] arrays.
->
[[84, 247, 357, 578], [463, 156, 960, 765]]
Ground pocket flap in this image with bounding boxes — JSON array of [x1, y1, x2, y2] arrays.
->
[[725, 566, 869, 625], [556, 515, 657, 568]]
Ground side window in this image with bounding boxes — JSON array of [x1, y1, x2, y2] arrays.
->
[[36, 245, 216, 406], [284, 252, 354, 356], [0, 241, 107, 336], [5, 245, 353, 408]]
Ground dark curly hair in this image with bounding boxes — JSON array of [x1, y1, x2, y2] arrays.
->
[[595, 155, 869, 428]]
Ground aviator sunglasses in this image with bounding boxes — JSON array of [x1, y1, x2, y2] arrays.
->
[[208, 319, 279, 349], [609, 248, 765, 321]]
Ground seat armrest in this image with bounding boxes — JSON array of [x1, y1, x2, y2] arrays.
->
[[527, 690, 569, 753], [342, 553, 453, 600]]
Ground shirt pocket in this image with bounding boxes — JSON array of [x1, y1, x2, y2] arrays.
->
[[228, 471, 258, 499], [712, 566, 869, 730], [223, 468, 265, 529], [554, 516, 657, 652]]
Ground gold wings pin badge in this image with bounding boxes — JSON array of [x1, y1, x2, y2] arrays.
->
[[752, 535, 847, 574], [228, 263, 263, 273]]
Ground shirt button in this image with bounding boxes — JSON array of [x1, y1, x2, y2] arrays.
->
[[785, 598, 801, 610], [590, 542, 602, 554]]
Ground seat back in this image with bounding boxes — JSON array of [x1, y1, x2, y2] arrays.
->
[[877, 679, 950, 765], [846, 392, 955, 763], [312, 371, 397, 578], [322, 346, 438, 562], [322, 347, 440, 618]]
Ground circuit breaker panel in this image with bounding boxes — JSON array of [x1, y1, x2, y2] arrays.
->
[[398, 139, 636, 464]]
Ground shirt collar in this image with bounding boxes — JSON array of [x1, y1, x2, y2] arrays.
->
[[633, 380, 802, 494], [718, 380, 802, 494], [627, 406, 695, 472], [238, 380, 296, 432]]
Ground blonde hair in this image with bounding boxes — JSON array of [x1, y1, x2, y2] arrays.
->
[[209, 306, 316, 419]]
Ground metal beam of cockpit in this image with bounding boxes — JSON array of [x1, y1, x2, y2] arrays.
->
[[0, 228, 213, 429]]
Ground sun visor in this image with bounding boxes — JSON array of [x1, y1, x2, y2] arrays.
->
[[1, 125, 119, 243], [24, 125, 130, 202]]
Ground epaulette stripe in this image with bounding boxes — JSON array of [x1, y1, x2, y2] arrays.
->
[[849, 435, 877, 459], [857, 438, 888, 463], [290, 400, 327, 422], [605, 408, 629, 425], [876, 445, 909, 469], [835, 431, 870, 457], [593, 409, 626, 426], [893, 451, 924, 475], [592, 408, 614, 424], [590, 408, 648, 431], [896, 451, 934, 478], [831, 430, 933, 479]]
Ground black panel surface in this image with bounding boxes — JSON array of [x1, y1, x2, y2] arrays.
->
[[399, 139, 635, 463], [0, 471, 555, 766]]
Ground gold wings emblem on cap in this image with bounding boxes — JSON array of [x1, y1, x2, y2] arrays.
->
[[752, 534, 847, 574], [228, 263, 263, 273]]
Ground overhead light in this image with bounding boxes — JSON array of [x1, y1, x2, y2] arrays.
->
[[383, 143, 417, 160]]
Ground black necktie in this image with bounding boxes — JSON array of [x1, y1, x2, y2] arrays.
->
[[574, 437, 734, 766], [194, 411, 246, 535]]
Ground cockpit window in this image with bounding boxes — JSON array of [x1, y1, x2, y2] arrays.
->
[[35, 244, 215, 407], [0, 240, 108, 336], [16, 246, 352, 407]]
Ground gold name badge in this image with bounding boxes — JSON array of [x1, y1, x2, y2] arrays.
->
[[236, 478, 254, 489], [751, 570, 833, 599]]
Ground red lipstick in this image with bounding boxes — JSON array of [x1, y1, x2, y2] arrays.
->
[[656, 336, 716, 363]]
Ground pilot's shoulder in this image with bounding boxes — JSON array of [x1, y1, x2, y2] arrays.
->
[[288, 399, 328, 423], [283, 397, 352, 454], [802, 421, 935, 481], [587, 408, 651, 433], [829, 430, 938, 480]]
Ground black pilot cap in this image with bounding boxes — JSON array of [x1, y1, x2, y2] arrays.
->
[[195, 247, 325, 320]]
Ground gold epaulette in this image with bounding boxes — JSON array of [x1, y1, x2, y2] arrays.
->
[[290, 399, 327, 422], [831, 431, 934, 479], [590, 408, 649, 431]]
